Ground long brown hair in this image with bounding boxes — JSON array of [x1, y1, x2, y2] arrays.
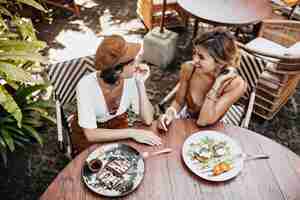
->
[[193, 28, 240, 67]]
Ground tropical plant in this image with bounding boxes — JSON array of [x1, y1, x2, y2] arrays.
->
[[0, 0, 51, 165], [0, 84, 55, 165]]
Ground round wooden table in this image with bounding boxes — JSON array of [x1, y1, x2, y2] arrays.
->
[[41, 120, 300, 200], [177, 0, 273, 37]]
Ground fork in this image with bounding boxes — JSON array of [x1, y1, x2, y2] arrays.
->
[[198, 153, 270, 174]]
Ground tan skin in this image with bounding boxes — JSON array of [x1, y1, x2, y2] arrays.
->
[[158, 46, 247, 131], [81, 62, 162, 146]]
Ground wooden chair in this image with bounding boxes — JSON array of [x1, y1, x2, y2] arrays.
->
[[272, 0, 300, 19], [158, 46, 267, 128], [46, 56, 96, 158], [237, 20, 300, 119], [136, 0, 188, 30]]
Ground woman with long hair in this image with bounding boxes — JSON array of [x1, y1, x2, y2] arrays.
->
[[158, 28, 247, 131]]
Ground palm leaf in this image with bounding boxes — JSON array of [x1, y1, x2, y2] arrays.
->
[[15, 84, 48, 103], [0, 51, 48, 63], [0, 85, 22, 127], [0, 141, 7, 166], [0, 33, 19, 39], [11, 17, 37, 40], [5, 125, 25, 136], [13, 140, 26, 149], [0, 135, 7, 149], [0, 40, 46, 52], [0, 16, 7, 30], [24, 106, 56, 124], [27, 99, 55, 109], [1, 129, 15, 151], [0, 5, 12, 17], [11, 133, 30, 144], [22, 116, 43, 127], [22, 124, 43, 146], [0, 115, 15, 124], [0, 61, 33, 83], [16, 0, 47, 12]]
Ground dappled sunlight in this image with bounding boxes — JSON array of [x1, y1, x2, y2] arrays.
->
[[47, 1, 145, 62]]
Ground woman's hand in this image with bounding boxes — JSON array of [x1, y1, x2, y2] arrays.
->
[[134, 64, 150, 82], [214, 68, 237, 90], [130, 130, 162, 146], [157, 107, 177, 132]]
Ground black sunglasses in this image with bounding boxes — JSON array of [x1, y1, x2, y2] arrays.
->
[[114, 59, 134, 72]]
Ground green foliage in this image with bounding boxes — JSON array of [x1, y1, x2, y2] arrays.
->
[[0, 84, 55, 166], [0, 0, 51, 165]]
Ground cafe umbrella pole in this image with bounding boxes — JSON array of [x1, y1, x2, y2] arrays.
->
[[143, 0, 178, 69], [160, 0, 167, 33]]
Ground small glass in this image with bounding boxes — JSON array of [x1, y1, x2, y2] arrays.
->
[[86, 158, 102, 173]]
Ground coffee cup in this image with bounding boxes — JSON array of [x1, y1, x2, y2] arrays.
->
[[86, 158, 102, 173]]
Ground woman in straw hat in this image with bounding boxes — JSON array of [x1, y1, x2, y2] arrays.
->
[[158, 28, 247, 131], [71, 35, 161, 154]]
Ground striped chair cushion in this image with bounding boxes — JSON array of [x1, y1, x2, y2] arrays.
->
[[238, 50, 266, 94], [221, 104, 245, 126], [222, 50, 267, 127], [47, 55, 96, 106]]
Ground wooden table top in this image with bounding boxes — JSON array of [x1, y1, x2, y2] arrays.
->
[[177, 0, 273, 26], [41, 120, 300, 200]]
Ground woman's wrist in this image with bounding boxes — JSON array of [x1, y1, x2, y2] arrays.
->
[[125, 129, 135, 139], [166, 106, 177, 119], [206, 88, 218, 102]]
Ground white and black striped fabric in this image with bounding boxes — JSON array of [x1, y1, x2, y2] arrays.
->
[[222, 105, 245, 126], [221, 50, 266, 127], [46, 55, 96, 157], [238, 50, 266, 96], [47, 55, 96, 105]]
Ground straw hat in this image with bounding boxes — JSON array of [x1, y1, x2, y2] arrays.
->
[[95, 35, 141, 71]]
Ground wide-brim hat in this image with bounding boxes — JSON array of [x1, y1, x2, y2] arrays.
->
[[95, 35, 141, 71]]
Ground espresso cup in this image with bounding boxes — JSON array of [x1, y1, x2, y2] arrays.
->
[[86, 158, 102, 173]]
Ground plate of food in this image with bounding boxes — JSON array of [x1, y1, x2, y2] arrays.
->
[[82, 144, 145, 197], [182, 131, 244, 182]]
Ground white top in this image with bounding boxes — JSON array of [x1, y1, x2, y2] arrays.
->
[[76, 72, 140, 129]]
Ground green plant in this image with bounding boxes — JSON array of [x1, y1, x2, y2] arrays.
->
[[0, 0, 51, 165], [0, 84, 55, 165]]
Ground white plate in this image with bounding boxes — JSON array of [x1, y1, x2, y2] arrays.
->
[[182, 131, 244, 182]]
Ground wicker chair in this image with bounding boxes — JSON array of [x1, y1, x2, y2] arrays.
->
[[136, 0, 188, 30], [237, 20, 300, 119]]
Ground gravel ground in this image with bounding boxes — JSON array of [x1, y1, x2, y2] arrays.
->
[[0, 1, 299, 199]]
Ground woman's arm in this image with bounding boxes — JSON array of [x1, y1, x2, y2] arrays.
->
[[83, 127, 161, 145], [135, 78, 154, 125], [169, 62, 194, 113], [157, 62, 193, 131], [197, 76, 247, 126]]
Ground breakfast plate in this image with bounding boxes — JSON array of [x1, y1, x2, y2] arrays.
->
[[182, 131, 244, 182], [82, 144, 145, 197]]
